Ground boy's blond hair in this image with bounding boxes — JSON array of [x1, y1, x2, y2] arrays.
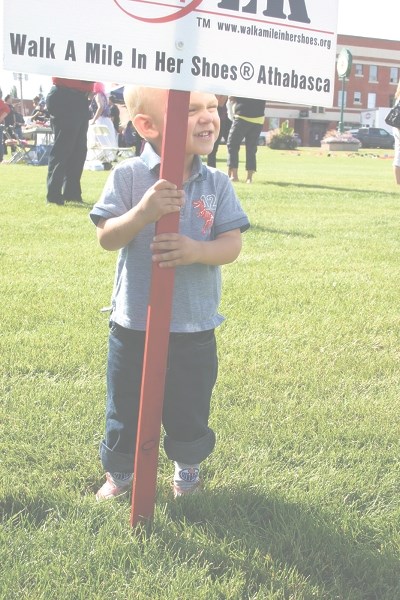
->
[[123, 85, 166, 120]]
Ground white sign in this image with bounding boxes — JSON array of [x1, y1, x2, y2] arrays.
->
[[2, 0, 338, 105]]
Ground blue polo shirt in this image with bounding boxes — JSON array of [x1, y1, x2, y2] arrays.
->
[[90, 143, 249, 332]]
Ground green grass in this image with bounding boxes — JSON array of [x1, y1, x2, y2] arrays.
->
[[1, 147, 399, 599]]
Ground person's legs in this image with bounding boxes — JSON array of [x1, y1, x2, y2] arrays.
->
[[163, 330, 217, 494], [96, 324, 145, 500], [62, 93, 90, 201], [96, 322, 145, 501], [227, 118, 248, 180], [207, 125, 224, 168], [244, 122, 263, 182], [62, 117, 89, 201], [46, 87, 71, 204], [46, 115, 77, 204], [98, 326, 218, 499], [0, 126, 4, 162], [46, 87, 89, 204], [393, 128, 400, 185], [207, 140, 219, 168], [100, 323, 145, 475]]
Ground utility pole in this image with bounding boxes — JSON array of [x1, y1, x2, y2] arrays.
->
[[13, 73, 29, 116], [336, 49, 352, 134]]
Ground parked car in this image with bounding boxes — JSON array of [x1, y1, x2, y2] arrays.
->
[[292, 133, 302, 146], [349, 127, 394, 149]]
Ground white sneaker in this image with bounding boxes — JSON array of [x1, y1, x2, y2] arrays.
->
[[96, 472, 131, 502], [173, 479, 202, 499]]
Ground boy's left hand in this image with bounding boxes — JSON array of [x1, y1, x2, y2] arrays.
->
[[151, 233, 198, 267]]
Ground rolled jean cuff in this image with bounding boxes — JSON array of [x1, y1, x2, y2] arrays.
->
[[99, 441, 134, 475], [163, 428, 216, 464]]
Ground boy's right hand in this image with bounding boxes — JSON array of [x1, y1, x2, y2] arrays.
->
[[139, 179, 185, 224], [96, 180, 185, 252]]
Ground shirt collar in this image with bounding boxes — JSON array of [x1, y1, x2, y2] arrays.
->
[[140, 142, 161, 172]]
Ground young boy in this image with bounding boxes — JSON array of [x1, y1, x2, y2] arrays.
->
[[90, 86, 250, 500]]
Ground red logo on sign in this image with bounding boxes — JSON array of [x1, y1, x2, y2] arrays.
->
[[113, 0, 203, 22]]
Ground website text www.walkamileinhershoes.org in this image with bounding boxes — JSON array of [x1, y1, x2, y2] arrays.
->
[[216, 20, 331, 49]]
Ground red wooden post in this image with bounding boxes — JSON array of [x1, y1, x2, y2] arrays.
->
[[130, 89, 190, 527]]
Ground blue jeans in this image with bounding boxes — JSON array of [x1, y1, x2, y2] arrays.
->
[[100, 323, 217, 474]]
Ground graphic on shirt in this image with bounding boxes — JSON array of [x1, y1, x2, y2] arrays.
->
[[193, 194, 216, 234], [179, 467, 199, 482]]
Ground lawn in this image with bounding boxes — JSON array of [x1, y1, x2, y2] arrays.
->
[[0, 147, 399, 599]]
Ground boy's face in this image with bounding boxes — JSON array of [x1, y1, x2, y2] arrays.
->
[[185, 92, 219, 157], [130, 88, 219, 157]]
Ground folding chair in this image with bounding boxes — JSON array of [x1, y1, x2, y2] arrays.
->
[[3, 131, 34, 164], [27, 144, 52, 166], [86, 124, 135, 165], [87, 124, 118, 163]]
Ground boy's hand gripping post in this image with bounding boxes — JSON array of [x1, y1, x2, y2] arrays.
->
[[130, 90, 190, 528]]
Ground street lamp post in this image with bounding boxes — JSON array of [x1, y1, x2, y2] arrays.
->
[[336, 49, 352, 134], [338, 75, 345, 134], [13, 72, 29, 116]]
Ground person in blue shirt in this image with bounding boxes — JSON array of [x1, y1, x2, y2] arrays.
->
[[90, 86, 250, 501]]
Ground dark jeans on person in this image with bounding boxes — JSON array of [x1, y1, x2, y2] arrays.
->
[[227, 117, 263, 171], [207, 117, 232, 168], [100, 322, 218, 474], [46, 86, 90, 204]]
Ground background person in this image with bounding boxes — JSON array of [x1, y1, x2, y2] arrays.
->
[[108, 95, 120, 135], [90, 86, 250, 501], [4, 95, 25, 140], [88, 82, 118, 149], [0, 91, 11, 163], [31, 96, 41, 115], [122, 120, 144, 155], [207, 95, 232, 169], [46, 77, 94, 205], [31, 99, 50, 125], [393, 79, 400, 185], [226, 96, 266, 184], [3, 94, 22, 153]]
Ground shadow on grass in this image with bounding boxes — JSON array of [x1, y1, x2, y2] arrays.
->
[[0, 497, 67, 529], [163, 489, 399, 599], [1, 488, 398, 598], [249, 224, 315, 238], [260, 180, 398, 196], [0, 491, 127, 534], [63, 200, 93, 210]]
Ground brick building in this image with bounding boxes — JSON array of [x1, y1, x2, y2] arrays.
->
[[265, 34, 400, 146]]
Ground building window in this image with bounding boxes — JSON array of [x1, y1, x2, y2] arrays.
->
[[369, 65, 378, 82], [367, 93, 376, 108], [355, 64, 363, 76], [353, 91, 362, 104], [390, 67, 399, 84], [338, 90, 347, 107]]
